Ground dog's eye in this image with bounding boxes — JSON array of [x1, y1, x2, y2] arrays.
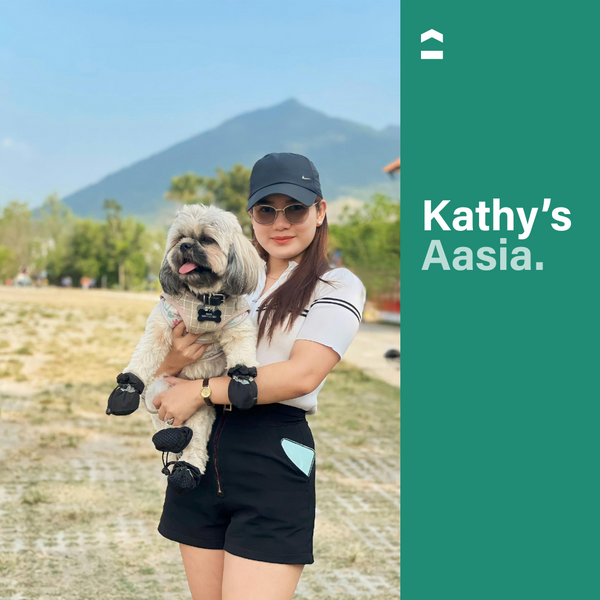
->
[[201, 237, 215, 245]]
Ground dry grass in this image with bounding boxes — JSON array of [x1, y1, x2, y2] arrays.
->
[[0, 286, 400, 599]]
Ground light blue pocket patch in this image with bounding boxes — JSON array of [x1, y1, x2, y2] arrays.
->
[[281, 438, 315, 477]]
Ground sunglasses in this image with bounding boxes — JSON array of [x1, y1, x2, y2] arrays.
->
[[250, 201, 321, 225]]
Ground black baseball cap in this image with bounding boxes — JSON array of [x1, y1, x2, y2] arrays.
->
[[247, 152, 323, 210]]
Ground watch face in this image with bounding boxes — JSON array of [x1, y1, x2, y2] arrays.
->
[[201, 388, 211, 398]]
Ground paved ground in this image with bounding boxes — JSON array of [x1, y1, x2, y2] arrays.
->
[[0, 286, 400, 599], [343, 323, 400, 388]]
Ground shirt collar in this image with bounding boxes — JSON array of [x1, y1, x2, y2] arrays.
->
[[260, 259, 299, 274], [254, 259, 298, 300]]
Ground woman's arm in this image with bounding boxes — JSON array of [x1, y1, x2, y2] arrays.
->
[[153, 269, 367, 426], [150, 321, 209, 380], [155, 340, 340, 425]]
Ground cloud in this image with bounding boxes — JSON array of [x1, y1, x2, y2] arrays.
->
[[0, 137, 33, 159]]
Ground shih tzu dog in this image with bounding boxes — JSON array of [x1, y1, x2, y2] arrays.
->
[[106, 204, 263, 493]]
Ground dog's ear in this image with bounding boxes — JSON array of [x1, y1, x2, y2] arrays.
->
[[159, 257, 181, 296], [221, 231, 263, 297]]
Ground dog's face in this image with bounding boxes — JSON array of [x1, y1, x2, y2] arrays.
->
[[159, 204, 263, 298]]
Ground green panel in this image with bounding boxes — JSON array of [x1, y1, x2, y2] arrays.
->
[[402, 2, 600, 598]]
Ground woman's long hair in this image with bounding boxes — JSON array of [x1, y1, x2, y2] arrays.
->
[[252, 197, 333, 344]]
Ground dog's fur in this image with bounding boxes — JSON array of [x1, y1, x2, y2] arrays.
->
[[122, 204, 262, 477]]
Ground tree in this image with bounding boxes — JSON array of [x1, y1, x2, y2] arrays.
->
[[164, 172, 204, 204], [141, 226, 168, 291], [328, 193, 400, 295], [0, 245, 16, 281], [0, 201, 33, 277], [64, 218, 106, 284], [0, 195, 153, 290], [103, 199, 146, 289], [166, 164, 252, 235], [35, 193, 75, 283]]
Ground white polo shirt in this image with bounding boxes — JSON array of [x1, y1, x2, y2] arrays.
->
[[245, 259, 367, 414]]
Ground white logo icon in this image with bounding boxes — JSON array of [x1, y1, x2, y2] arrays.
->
[[302, 176, 311, 180], [421, 29, 443, 60]]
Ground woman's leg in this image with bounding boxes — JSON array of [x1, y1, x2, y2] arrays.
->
[[179, 544, 225, 600], [221, 551, 304, 600]]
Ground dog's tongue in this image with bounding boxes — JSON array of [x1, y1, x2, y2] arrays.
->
[[179, 262, 197, 274]]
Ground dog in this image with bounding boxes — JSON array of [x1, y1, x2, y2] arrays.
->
[[106, 204, 263, 493]]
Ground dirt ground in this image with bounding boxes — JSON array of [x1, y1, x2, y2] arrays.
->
[[0, 286, 400, 600]]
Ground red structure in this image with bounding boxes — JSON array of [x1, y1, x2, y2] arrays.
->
[[383, 157, 401, 176]]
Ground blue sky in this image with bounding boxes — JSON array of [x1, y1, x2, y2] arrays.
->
[[0, 0, 400, 207]]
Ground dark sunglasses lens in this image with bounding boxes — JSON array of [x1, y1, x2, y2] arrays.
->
[[285, 204, 310, 223], [253, 206, 276, 224]]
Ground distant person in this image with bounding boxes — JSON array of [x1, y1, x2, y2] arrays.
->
[[61, 276, 72, 288], [14, 268, 32, 287], [331, 248, 343, 268], [33, 269, 48, 287], [149, 153, 366, 599]]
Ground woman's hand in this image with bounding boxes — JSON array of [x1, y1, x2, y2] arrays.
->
[[161, 321, 210, 375], [153, 376, 204, 426]]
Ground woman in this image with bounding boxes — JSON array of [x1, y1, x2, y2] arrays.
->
[[151, 152, 366, 600]]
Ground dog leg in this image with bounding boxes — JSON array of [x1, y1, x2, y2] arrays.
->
[[107, 302, 172, 416], [177, 406, 216, 475], [217, 321, 260, 409], [125, 303, 172, 382], [163, 407, 216, 494], [143, 376, 170, 418], [218, 319, 259, 372], [146, 371, 216, 491]]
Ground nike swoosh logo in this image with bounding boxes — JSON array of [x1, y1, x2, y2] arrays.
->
[[301, 176, 311, 180]]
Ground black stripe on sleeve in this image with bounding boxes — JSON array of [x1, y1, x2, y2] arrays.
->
[[318, 296, 361, 312], [310, 299, 362, 322], [311, 296, 362, 317]]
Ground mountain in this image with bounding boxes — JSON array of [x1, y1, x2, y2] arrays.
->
[[382, 124, 401, 139], [63, 98, 400, 220]]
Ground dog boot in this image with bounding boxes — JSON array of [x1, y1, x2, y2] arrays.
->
[[167, 461, 202, 494], [152, 426, 193, 453], [227, 364, 258, 410], [106, 372, 145, 415]]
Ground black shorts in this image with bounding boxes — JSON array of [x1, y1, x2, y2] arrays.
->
[[157, 402, 316, 565]]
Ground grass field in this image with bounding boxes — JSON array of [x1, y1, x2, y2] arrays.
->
[[0, 286, 400, 600]]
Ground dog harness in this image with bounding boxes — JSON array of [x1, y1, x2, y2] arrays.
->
[[160, 291, 250, 361], [106, 291, 252, 418]]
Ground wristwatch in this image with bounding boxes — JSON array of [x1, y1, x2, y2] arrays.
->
[[200, 378, 214, 407]]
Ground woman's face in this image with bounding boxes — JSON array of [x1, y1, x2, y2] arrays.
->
[[249, 193, 327, 262]]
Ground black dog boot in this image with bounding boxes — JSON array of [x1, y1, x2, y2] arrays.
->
[[167, 461, 202, 494], [152, 426, 193, 453], [227, 364, 258, 410], [106, 372, 145, 416]]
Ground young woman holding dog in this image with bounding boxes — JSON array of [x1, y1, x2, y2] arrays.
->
[[151, 153, 366, 600]]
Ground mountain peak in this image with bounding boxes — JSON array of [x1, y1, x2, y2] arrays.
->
[[278, 97, 302, 107], [63, 100, 400, 218], [381, 124, 400, 138]]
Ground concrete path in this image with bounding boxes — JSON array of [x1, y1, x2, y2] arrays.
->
[[343, 323, 400, 388]]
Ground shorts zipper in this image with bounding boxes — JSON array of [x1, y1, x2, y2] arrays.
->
[[213, 412, 226, 497]]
